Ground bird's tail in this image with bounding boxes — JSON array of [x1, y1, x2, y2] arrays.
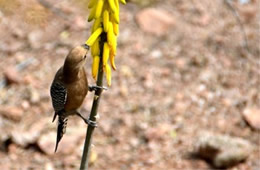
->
[[52, 112, 58, 122], [55, 116, 68, 152]]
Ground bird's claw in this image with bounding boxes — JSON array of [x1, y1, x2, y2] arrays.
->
[[85, 119, 98, 127], [76, 111, 97, 127], [89, 85, 108, 92]]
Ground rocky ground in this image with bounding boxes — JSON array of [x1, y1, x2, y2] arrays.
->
[[0, 0, 259, 169]]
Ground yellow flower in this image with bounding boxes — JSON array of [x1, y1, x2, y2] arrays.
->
[[85, 0, 126, 86]]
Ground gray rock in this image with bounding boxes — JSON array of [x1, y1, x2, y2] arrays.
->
[[195, 132, 253, 168]]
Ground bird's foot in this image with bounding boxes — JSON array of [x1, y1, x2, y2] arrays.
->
[[85, 119, 98, 127], [89, 85, 107, 92], [76, 111, 98, 127]]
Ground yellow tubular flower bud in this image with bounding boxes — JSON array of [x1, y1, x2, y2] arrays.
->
[[92, 56, 100, 80], [103, 10, 109, 32], [92, 17, 102, 33], [107, 0, 117, 13], [88, 0, 96, 8], [91, 37, 100, 56], [115, 0, 119, 8], [102, 43, 110, 67], [112, 10, 120, 24], [86, 27, 103, 46], [110, 16, 119, 35], [109, 52, 117, 70], [111, 36, 117, 55], [91, 46, 95, 57], [120, 0, 126, 5], [95, 0, 105, 19], [115, 0, 120, 23], [113, 22, 119, 35], [105, 64, 112, 86], [88, 3, 97, 22], [107, 22, 114, 46]]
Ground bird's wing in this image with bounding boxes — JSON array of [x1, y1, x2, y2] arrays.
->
[[50, 81, 67, 122]]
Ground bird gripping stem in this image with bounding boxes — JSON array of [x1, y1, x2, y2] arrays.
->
[[80, 32, 107, 170]]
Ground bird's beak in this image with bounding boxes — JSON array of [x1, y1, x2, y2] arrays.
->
[[82, 44, 90, 50], [81, 44, 89, 62]]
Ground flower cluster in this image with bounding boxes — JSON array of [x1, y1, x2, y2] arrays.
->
[[85, 0, 126, 86]]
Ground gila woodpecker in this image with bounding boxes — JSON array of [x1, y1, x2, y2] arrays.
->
[[50, 44, 100, 152]]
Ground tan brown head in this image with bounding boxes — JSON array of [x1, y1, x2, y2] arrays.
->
[[64, 45, 90, 69]]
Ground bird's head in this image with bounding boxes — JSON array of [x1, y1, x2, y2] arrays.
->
[[65, 44, 90, 69]]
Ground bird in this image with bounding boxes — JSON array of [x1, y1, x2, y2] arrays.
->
[[50, 44, 100, 152]]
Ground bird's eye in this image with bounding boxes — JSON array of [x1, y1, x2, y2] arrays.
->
[[83, 55, 87, 59]]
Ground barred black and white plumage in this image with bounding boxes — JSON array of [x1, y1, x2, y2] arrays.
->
[[50, 82, 67, 122], [50, 81, 68, 152], [51, 82, 67, 111]]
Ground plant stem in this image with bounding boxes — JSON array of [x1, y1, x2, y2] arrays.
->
[[80, 32, 106, 170]]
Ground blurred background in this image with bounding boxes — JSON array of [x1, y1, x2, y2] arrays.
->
[[0, 0, 259, 169]]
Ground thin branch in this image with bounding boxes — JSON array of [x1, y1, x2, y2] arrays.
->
[[79, 32, 106, 170], [224, 0, 250, 52]]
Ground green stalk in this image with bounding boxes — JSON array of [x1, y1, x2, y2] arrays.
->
[[80, 32, 106, 170]]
